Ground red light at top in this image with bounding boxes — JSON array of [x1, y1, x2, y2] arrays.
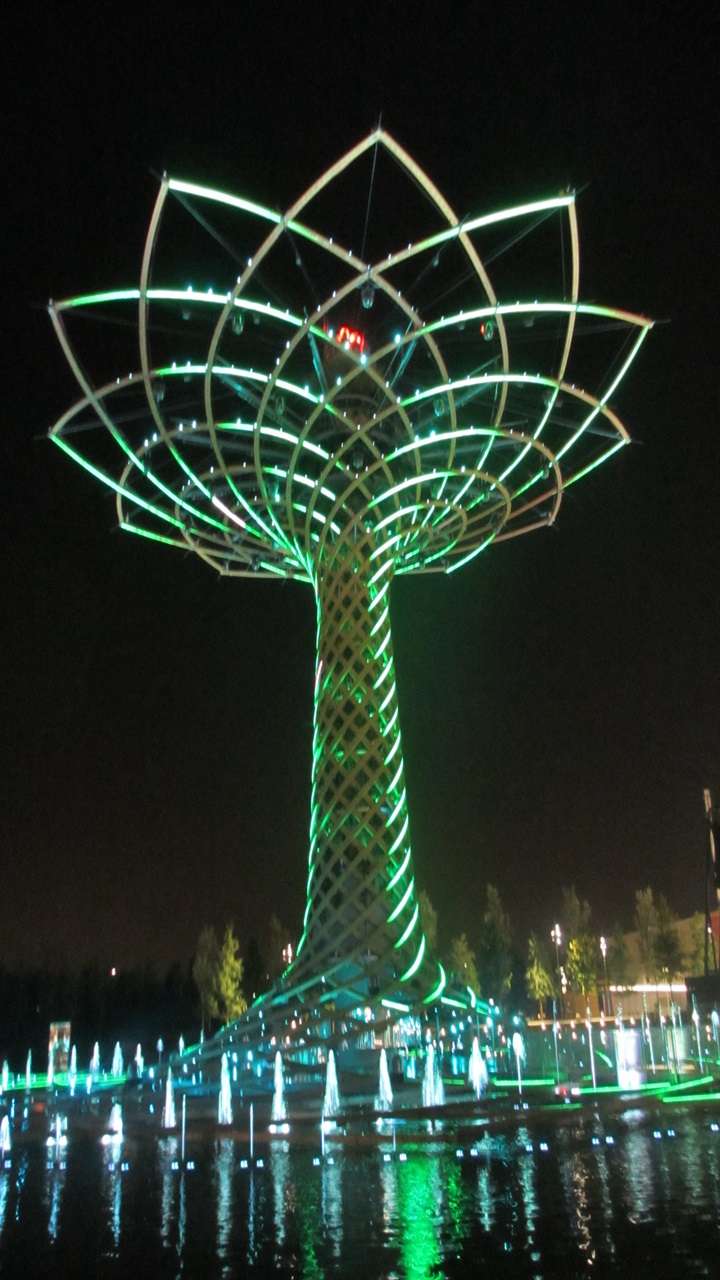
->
[[336, 324, 366, 354]]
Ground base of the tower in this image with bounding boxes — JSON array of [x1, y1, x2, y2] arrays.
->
[[183, 952, 489, 1071]]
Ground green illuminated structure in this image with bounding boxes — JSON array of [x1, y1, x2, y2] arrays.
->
[[48, 130, 651, 1047]]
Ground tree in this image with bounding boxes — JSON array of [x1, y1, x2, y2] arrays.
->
[[192, 925, 220, 1033], [476, 885, 513, 999], [561, 886, 592, 942], [634, 887, 658, 980], [606, 925, 629, 984], [449, 932, 479, 992], [418, 889, 438, 952], [244, 936, 265, 1000], [266, 914, 291, 980], [686, 912, 706, 975], [565, 935, 597, 997], [216, 924, 247, 1024], [654, 894, 684, 980], [525, 933, 555, 1016]]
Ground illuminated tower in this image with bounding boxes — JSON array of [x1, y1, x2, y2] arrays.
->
[[48, 131, 651, 1034]]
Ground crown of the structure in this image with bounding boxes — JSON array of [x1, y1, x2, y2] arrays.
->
[[49, 130, 652, 580]]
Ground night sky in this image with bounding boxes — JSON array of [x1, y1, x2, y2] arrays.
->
[[4, 4, 718, 973]]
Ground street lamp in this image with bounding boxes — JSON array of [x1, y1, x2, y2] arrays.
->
[[599, 936, 612, 1014], [551, 923, 563, 1017]]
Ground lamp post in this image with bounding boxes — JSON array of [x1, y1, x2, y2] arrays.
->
[[551, 923, 563, 1016], [599, 936, 612, 1014]]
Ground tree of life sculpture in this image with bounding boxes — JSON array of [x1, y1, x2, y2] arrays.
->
[[48, 130, 652, 1041]]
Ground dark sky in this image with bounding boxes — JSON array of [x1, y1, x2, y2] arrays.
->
[[3, 4, 718, 972]]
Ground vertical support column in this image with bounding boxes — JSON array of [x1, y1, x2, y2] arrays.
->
[[294, 527, 429, 995]]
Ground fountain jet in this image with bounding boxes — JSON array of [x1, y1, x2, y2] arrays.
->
[[375, 1048, 393, 1113], [422, 1044, 445, 1108], [162, 1068, 176, 1129], [468, 1037, 488, 1099], [218, 1053, 233, 1127]]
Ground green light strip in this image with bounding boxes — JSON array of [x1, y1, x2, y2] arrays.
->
[[156, 363, 319, 405], [50, 435, 184, 530], [440, 996, 468, 1009], [382, 195, 574, 269], [168, 177, 282, 225], [388, 876, 414, 923], [375, 503, 425, 533], [378, 681, 396, 715], [400, 935, 426, 982], [416, 298, 650, 344], [381, 998, 411, 1014], [120, 522, 186, 548], [368, 558, 394, 589], [563, 439, 628, 488], [373, 659, 393, 691], [660, 1074, 714, 1094], [368, 582, 391, 612], [384, 733, 401, 767], [370, 605, 390, 638], [61, 286, 303, 329], [445, 530, 498, 575], [388, 759, 404, 795], [382, 706, 400, 737], [493, 1077, 556, 1088], [661, 1090, 720, 1104], [387, 844, 412, 891], [386, 789, 406, 828], [394, 902, 420, 949], [387, 817, 410, 864], [423, 963, 447, 1004], [556, 326, 651, 462]]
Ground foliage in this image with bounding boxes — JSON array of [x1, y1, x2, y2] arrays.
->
[[193, 923, 247, 1028], [565, 935, 597, 997], [266, 914, 290, 980], [476, 885, 513, 998], [634, 887, 658, 980], [607, 926, 630, 984], [192, 926, 221, 1031], [525, 933, 555, 1015], [448, 932, 479, 992], [560, 886, 592, 942], [244, 936, 265, 1000], [686, 912, 706, 974], [216, 924, 248, 1024], [654, 894, 684, 980], [418, 889, 438, 952]]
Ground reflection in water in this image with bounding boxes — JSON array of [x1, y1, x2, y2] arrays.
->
[[590, 1135, 616, 1264], [159, 1136, 179, 1251], [475, 1161, 493, 1234], [101, 1146, 122, 1253], [321, 1152, 343, 1258], [0, 1173, 9, 1238], [624, 1128, 654, 1221], [247, 1168, 257, 1267], [215, 1137, 234, 1271], [380, 1157, 397, 1236], [397, 1155, 443, 1280], [294, 1168, 324, 1280], [2, 1112, 720, 1273], [46, 1165, 65, 1243], [177, 1170, 186, 1263], [444, 1159, 469, 1255], [269, 1139, 290, 1249], [517, 1127, 538, 1256], [561, 1151, 594, 1262]]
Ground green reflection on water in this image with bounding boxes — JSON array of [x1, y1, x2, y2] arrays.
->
[[397, 1156, 442, 1279]]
